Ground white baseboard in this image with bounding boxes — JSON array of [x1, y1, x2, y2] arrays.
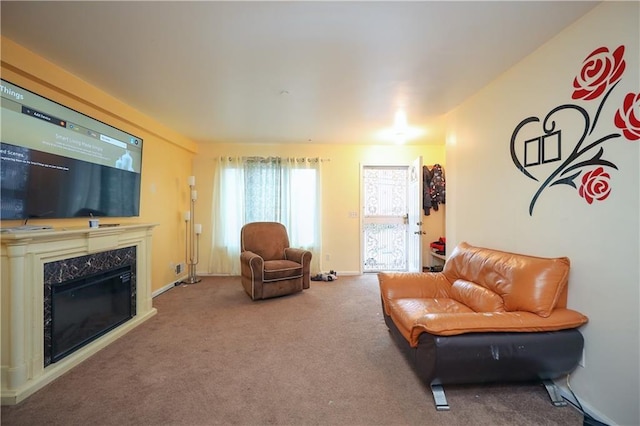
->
[[152, 275, 187, 298]]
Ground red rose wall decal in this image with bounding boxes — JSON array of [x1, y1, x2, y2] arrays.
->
[[578, 167, 611, 204], [510, 45, 639, 215], [572, 46, 626, 101], [614, 92, 640, 141]]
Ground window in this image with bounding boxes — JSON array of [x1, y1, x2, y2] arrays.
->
[[210, 156, 321, 275]]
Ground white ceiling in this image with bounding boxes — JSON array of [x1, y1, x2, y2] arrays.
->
[[0, 1, 599, 146]]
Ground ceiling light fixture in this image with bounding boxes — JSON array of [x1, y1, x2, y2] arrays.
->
[[377, 109, 424, 144]]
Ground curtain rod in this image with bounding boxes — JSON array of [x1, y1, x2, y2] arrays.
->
[[217, 156, 330, 162]]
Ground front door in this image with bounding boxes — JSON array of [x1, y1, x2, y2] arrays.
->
[[361, 158, 423, 272]]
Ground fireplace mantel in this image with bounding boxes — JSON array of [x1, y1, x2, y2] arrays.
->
[[1, 223, 158, 405]]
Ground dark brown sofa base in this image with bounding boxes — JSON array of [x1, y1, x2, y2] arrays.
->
[[383, 310, 584, 410]]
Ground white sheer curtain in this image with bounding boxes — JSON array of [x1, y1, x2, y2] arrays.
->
[[209, 156, 322, 275]]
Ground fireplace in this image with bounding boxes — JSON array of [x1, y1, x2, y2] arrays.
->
[[43, 246, 137, 367], [1, 223, 157, 405], [50, 266, 133, 363]]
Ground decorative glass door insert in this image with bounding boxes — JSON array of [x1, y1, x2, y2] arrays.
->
[[362, 166, 408, 272]]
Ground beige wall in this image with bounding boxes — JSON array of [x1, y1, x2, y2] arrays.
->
[[194, 143, 446, 274], [0, 37, 198, 293], [445, 3, 639, 425]]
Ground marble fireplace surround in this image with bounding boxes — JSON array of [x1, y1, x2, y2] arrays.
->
[[1, 223, 158, 405]]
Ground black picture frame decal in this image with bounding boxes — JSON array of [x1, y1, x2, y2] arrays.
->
[[510, 45, 639, 215]]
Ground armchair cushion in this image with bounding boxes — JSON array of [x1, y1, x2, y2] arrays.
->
[[263, 259, 303, 282]]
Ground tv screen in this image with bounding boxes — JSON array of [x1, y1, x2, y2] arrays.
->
[[0, 79, 143, 220]]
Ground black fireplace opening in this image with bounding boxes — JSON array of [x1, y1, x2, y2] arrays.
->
[[51, 265, 133, 363]]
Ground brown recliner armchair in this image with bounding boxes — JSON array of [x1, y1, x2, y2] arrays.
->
[[240, 222, 312, 300]]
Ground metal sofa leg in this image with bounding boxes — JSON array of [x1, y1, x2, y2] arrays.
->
[[430, 383, 450, 411], [542, 379, 567, 407]]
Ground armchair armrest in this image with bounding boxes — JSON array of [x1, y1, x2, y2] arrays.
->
[[240, 250, 264, 298], [284, 247, 311, 263], [240, 250, 263, 267], [240, 250, 264, 281], [284, 248, 312, 289]]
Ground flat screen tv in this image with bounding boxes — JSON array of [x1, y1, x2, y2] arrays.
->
[[0, 79, 143, 220]]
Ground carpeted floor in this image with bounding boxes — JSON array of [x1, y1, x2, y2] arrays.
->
[[1, 275, 583, 425]]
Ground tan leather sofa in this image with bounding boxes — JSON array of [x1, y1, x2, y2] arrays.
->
[[379, 242, 588, 410]]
